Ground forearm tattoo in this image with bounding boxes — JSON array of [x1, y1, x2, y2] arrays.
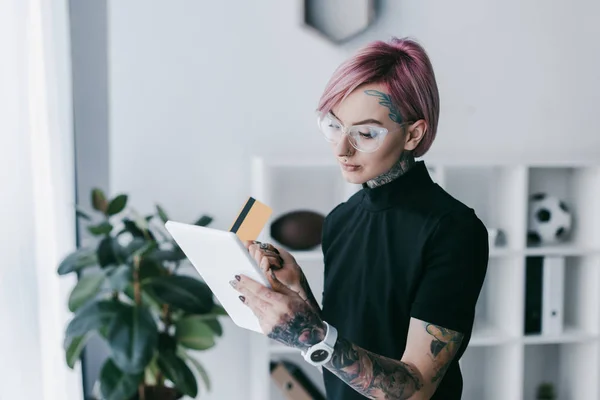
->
[[267, 302, 326, 351], [364, 90, 404, 124], [299, 272, 323, 317], [325, 337, 423, 400], [424, 323, 463, 384], [366, 151, 415, 188]]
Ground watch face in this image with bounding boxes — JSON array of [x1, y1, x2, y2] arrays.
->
[[310, 349, 330, 363]]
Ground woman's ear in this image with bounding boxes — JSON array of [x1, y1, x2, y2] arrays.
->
[[403, 120, 428, 151]]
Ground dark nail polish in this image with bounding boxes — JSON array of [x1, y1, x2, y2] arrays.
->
[[239, 295, 245, 302], [273, 248, 280, 254], [235, 275, 241, 281]]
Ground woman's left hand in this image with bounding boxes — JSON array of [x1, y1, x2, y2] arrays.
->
[[229, 261, 326, 350]]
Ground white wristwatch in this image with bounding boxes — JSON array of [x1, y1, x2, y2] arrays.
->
[[301, 321, 338, 366]]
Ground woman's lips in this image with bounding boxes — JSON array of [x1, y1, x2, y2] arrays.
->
[[340, 163, 360, 172]]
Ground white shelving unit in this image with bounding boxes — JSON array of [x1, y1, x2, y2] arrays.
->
[[249, 155, 600, 400]]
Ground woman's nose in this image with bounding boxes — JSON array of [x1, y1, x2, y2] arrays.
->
[[335, 134, 354, 157]]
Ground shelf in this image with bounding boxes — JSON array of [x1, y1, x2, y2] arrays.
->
[[522, 328, 598, 344], [527, 166, 600, 249], [474, 257, 524, 338], [460, 343, 522, 400], [441, 165, 528, 250], [470, 323, 514, 347], [524, 255, 600, 337], [524, 245, 600, 256], [523, 342, 599, 399], [250, 155, 600, 400]]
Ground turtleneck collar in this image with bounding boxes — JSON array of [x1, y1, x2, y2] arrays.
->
[[360, 161, 434, 211]]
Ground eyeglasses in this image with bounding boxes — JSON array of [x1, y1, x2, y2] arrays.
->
[[316, 111, 411, 153]]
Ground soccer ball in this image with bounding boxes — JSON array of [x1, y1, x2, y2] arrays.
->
[[527, 193, 573, 245]]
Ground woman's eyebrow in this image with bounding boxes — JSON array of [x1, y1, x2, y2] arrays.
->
[[330, 110, 383, 126]]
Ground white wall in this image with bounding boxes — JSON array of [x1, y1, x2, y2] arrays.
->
[[107, 1, 600, 398]]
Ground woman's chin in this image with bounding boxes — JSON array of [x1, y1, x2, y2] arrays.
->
[[341, 169, 366, 184]]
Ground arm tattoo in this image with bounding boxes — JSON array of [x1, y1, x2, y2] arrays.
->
[[366, 151, 415, 188], [325, 337, 423, 399], [299, 272, 323, 317], [364, 90, 404, 124], [424, 323, 463, 384]]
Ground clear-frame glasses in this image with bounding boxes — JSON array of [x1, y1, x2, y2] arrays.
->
[[316, 111, 409, 153]]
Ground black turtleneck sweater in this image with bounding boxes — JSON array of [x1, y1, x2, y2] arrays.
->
[[320, 161, 489, 400]]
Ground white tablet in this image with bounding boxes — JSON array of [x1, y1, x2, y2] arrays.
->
[[164, 220, 270, 333]]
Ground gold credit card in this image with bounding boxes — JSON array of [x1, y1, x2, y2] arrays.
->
[[229, 196, 272, 242]]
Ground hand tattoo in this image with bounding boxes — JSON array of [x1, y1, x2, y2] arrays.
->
[[364, 90, 404, 124], [267, 300, 325, 351], [424, 322, 463, 384], [326, 337, 423, 399], [366, 151, 415, 188]]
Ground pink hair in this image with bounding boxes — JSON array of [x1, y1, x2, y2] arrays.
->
[[317, 37, 440, 157]]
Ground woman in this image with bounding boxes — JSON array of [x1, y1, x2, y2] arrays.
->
[[230, 37, 489, 400]]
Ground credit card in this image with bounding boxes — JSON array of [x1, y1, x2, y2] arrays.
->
[[229, 196, 272, 242]]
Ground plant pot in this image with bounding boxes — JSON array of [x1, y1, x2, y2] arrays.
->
[[129, 386, 184, 400]]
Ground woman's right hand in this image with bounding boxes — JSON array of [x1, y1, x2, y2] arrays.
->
[[243, 240, 309, 301]]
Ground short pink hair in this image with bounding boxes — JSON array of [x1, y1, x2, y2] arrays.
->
[[317, 37, 440, 157]]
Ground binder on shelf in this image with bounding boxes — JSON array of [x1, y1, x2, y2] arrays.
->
[[542, 256, 565, 336], [524, 255, 565, 336]]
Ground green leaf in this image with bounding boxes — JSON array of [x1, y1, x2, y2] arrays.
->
[[106, 265, 131, 292], [205, 318, 223, 337], [175, 316, 216, 350], [210, 304, 228, 316], [121, 239, 157, 264], [157, 350, 198, 397], [57, 247, 97, 275], [97, 237, 123, 268], [65, 300, 125, 340], [123, 284, 162, 310], [156, 204, 169, 223], [158, 333, 177, 353], [65, 333, 92, 369], [99, 358, 141, 400], [139, 257, 166, 281], [122, 218, 156, 241], [194, 215, 213, 226], [179, 350, 211, 392], [148, 248, 186, 263], [91, 188, 109, 213], [106, 194, 128, 216], [68, 272, 106, 312], [87, 221, 113, 236], [107, 304, 159, 374], [143, 276, 214, 314]]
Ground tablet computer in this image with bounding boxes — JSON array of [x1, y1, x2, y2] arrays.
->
[[164, 220, 270, 333]]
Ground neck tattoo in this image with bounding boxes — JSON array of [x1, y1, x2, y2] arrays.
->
[[366, 152, 415, 188]]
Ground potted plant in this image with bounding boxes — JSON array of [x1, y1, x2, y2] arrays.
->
[[58, 188, 227, 400], [536, 382, 556, 400]]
